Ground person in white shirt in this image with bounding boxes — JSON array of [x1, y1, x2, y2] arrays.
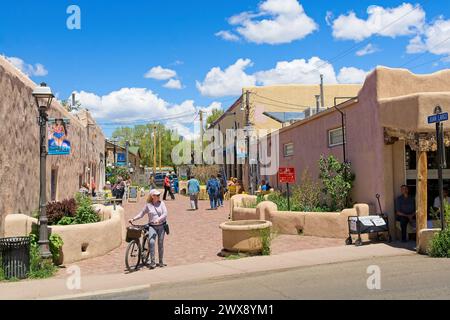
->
[[433, 188, 449, 211], [129, 189, 168, 269]]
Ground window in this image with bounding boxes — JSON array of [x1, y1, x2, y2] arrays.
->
[[328, 127, 345, 147], [51, 169, 58, 202], [284, 143, 294, 157]]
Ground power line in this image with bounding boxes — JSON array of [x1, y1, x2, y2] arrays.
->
[[309, 2, 426, 74], [400, 35, 450, 68], [409, 56, 447, 71], [252, 92, 312, 109], [98, 111, 195, 126]]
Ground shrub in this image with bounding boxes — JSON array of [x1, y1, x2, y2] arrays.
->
[[46, 198, 77, 225], [49, 234, 64, 264], [0, 258, 4, 282], [191, 165, 220, 185], [429, 228, 450, 258], [57, 216, 76, 226], [292, 169, 322, 212], [319, 155, 355, 211], [259, 228, 275, 256], [74, 193, 100, 224], [106, 166, 130, 185], [28, 233, 57, 279]]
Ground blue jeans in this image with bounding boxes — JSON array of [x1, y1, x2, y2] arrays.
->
[[217, 192, 224, 207], [148, 225, 165, 264], [209, 193, 218, 209]]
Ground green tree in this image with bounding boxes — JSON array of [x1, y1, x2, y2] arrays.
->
[[111, 123, 182, 168], [319, 155, 355, 211], [207, 108, 225, 127]]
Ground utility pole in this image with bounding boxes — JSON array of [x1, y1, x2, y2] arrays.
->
[[153, 124, 157, 176], [125, 140, 130, 172], [159, 126, 162, 173], [199, 111, 205, 164], [245, 90, 254, 195], [320, 74, 325, 109]]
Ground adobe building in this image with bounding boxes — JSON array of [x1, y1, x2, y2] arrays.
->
[[210, 83, 362, 190], [0, 56, 105, 236], [263, 67, 450, 242]]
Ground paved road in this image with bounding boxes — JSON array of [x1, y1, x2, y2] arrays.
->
[[146, 255, 450, 300]]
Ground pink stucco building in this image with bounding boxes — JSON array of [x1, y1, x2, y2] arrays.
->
[[263, 67, 450, 238]]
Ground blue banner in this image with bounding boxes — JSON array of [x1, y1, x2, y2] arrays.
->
[[48, 119, 71, 156]]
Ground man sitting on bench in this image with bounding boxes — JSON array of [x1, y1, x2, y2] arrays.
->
[[395, 185, 416, 242]]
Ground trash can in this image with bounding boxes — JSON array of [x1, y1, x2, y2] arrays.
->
[[0, 237, 30, 280]]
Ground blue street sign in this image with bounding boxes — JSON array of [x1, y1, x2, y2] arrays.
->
[[428, 113, 449, 124]]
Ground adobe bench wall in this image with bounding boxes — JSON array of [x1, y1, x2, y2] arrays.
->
[[2, 205, 125, 264], [230, 195, 369, 239]]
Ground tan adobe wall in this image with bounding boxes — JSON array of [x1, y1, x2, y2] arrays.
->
[[2, 205, 125, 264], [0, 56, 105, 235]]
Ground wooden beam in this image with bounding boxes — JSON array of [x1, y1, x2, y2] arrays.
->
[[416, 150, 428, 251]]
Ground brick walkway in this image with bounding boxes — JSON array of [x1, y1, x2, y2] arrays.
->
[[56, 195, 344, 277]]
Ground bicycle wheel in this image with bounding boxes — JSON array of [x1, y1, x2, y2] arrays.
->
[[125, 240, 141, 272], [141, 235, 150, 266]]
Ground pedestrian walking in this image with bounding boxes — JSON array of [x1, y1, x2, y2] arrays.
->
[[217, 173, 227, 207], [163, 173, 175, 201], [114, 177, 126, 200], [90, 178, 97, 197], [207, 174, 220, 210], [187, 175, 200, 210], [129, 189, 168, 269]]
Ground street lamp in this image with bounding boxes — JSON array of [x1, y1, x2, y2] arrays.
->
[[32, 82, 54, 259]]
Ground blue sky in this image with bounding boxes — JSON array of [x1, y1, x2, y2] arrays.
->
[[1, 0, 449, 137]]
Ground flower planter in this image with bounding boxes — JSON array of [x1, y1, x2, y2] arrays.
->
[[220, 220, 272, 254]]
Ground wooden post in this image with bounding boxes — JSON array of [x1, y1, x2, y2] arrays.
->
[[416, 150, 428, 250]]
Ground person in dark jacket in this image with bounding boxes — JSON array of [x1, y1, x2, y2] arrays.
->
[[216, 173, 227, 207], [207, 175, 220, 210]]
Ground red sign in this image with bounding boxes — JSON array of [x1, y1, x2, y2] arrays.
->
[[279, 167, 296, 184]]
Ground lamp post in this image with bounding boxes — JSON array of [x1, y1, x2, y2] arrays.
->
[[32, 82, 54, 259]]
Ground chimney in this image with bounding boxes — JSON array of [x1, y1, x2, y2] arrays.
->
[[320, 74, 325, 108]]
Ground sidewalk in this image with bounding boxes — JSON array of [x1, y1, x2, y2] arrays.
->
[[0, 243, 415, 300]]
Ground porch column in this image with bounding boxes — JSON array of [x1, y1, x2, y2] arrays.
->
[[416, 144, 428, 251]]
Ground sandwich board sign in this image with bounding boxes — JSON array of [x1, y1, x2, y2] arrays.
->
[[128, 186, 139, 203]]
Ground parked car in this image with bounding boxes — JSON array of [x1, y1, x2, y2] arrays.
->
[[153, 173, 166, 187]]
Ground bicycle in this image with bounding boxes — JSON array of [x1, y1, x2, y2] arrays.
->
[[125, 223, 151, 272]]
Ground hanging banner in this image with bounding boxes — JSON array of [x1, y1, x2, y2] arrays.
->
[[48, 118, 71, 156], [236, 139, 247, 160], [117, 153, 127, 166]]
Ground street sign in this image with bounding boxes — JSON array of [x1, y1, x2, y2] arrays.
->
[[428, 113, 449, 124], [279, 167, 296, 184]]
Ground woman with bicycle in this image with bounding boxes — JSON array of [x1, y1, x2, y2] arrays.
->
[[129, 189, 168, 269]]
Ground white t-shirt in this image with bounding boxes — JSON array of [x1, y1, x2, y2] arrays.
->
[[433, 196, 449, 209]]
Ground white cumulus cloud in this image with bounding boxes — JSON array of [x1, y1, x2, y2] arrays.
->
[[356, 43, 379, 56], [407, 18, 450, 57], [197, 57, 369, 97], [219, 0, 317, 45], [163, 79, 184, 90], [5, 56, 48, 77], [215, 30, 240, 42], [255, 57, 338, 85], [332, 3, 426, 41], [144, 66, 177, 80], [337, 67, 368, 84], [196, 58, 256, 97]]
